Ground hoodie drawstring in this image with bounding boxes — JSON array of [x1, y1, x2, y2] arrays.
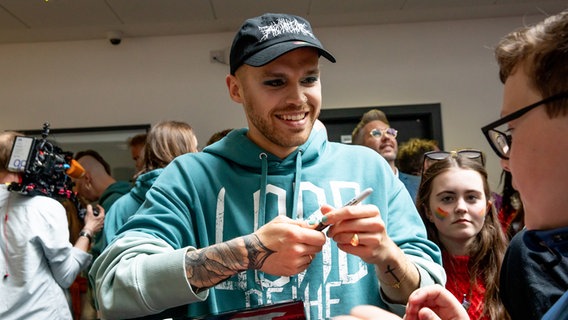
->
[[290, 150, 304, 291], [257, 153, 268, 228], [291, 149, 303, 221], [255, 150, 305, 297], [256, 153, 269, 293], [257, 150, 303, 226]]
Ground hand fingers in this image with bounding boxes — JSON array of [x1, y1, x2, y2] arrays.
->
[[319, 204, 335, 215], [259, 218, 326, 256], [276, 214, 313, 228], [405, 285, 469, 320], [333, 233, 362, 247], [336, 305, 402, 320], [350, 233, 360, 246], [417, 308, 442, 320], [86, 204, 104, 218], [324, 204, 379, 227], [305, 204, 380, 234]]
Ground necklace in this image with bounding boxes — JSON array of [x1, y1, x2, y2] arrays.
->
[[461, 293, 471, 310], [444, 253, 472, 311]]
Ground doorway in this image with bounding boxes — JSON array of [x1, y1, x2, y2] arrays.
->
[[318, 103, 443, 149]]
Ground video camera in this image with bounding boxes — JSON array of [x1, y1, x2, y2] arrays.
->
[[6, 123, 94, 218]]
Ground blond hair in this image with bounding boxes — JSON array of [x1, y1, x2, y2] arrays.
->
[[351, 109, 389, 145], [141, 121, 198, 175]]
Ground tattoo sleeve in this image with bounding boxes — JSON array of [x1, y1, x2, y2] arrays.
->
[[185, 234, 275, 290]]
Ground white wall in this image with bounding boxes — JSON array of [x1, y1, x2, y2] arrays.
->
[[0, 15, 545, 189]]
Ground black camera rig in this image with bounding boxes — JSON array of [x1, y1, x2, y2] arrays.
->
[[6, 123, 92, 218]]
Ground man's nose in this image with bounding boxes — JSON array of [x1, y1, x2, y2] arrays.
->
[[286, 86, 307, 106]]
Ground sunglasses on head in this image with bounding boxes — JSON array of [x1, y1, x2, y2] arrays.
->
[[422, 149, 485, 172]]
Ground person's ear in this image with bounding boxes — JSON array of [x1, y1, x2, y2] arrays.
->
[[226, 74, 243, 103], [83, 173, 93, 185]]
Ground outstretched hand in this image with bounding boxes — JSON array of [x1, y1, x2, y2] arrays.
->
[[332, 285, 469, 320], [404, 284, 469, 320], [332, 305, 403, 320]]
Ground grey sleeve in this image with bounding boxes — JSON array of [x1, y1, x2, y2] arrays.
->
[[90, 232, 207, 319]]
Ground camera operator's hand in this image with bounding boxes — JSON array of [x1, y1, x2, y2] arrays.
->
[[83, 204, 105, 234], [74, 204, 104, 252]]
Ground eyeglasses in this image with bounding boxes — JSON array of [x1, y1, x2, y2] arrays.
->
[[422, 149, 485, 173], [370, 127, 398, 139], [481, 91, 568, 160]]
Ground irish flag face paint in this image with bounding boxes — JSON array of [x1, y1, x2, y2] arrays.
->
[[434, 207, 449, 220]]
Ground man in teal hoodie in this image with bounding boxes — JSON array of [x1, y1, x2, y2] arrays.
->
[[90, 13, 444, 320]]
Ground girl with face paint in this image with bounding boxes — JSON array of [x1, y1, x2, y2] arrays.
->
[[416, 153, 509, 320]]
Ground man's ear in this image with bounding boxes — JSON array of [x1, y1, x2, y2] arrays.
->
[[83, 172, 93, 184], [226, 74, 243, 103]]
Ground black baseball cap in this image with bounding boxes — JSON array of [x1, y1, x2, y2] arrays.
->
[[229, 13, 336, 75]]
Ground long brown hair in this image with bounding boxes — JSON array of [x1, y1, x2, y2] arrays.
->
[[416, 156, 509, 320], [136, 120, 198, 178]]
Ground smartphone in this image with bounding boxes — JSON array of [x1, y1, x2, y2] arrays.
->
[[314, 187, 374, 231]]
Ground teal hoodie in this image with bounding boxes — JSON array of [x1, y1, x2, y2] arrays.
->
[[102, 169, 163, 249], [90, 180, 131, 259], [90, 126, 444, 319]]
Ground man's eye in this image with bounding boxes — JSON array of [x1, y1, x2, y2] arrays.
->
[[264, 79, 284, 87], [302, 76, 318, 84]]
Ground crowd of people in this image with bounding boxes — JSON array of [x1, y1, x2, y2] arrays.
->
[[1, 9, 567, 320]]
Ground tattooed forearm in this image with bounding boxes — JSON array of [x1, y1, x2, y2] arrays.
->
[[185, 247, 239, 289], [244, 234, 275, 269], [185, 234, 276, 290]]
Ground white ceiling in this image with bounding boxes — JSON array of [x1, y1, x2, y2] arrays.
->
[[0, 0, 566, 44]]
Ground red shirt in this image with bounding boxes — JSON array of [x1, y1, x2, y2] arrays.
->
[[443, 252, 488, 320]]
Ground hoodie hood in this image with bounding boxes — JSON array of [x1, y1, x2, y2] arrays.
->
[[203, 125, 327, 173], [203, 124, 328, 227], [130, 169, 164, 203]]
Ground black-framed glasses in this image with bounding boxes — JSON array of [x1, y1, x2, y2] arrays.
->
[[422, 149, 485, 173], [370, 127, 398, 139], [481, 91, 568, 160]]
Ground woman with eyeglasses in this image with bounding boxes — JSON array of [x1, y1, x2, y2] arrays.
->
[[415, 152, 509, 320]]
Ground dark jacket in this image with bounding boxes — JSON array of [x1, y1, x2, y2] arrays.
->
[[500, 227, 568, 319]]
